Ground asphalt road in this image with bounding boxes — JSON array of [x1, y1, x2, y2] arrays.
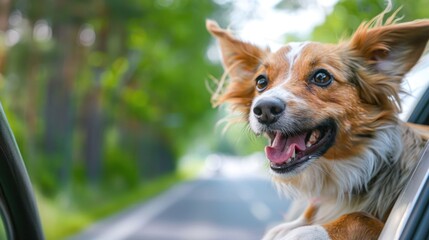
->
[[69, 176, 292, 240]]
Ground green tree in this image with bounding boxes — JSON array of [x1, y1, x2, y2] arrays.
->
[[311, 0, 429, 42], [1, 0, 220, 196]]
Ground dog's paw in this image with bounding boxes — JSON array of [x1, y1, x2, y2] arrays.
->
[[263, 224, 329, 240], [281, 225, 330, 240], [262, 220, 305, 240], [263, 201, 323, 240]]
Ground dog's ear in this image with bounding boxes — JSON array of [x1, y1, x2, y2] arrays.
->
[[350, 20, 429, 77], [348, 19, 429, 113], [206, 20, 268, 112], [206, 20, 267, 82]]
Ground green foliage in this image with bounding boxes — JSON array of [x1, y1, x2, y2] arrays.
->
[[103, 143, 139, 189], [311, 0, 429, 42], [2, 0, 220, 190], [0, 0, 222, 237]]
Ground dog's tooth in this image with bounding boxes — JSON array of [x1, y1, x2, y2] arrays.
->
[[308, 130, 320, 145], [306, 143, 312, 148], [314, 130, 320, 139], [309, 134, 316, 144], [292, 149, 296, 159]]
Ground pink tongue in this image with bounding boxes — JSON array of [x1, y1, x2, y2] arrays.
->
[[265, 132, 307, 164]]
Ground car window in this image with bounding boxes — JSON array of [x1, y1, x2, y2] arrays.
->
[[400, 54, 429, 121]]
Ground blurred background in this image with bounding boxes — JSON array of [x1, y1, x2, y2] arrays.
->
[[0, 0, 427, 239]]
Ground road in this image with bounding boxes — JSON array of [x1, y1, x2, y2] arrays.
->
[[70, 176, 292, 240]]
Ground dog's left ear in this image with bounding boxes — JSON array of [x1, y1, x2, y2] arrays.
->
[[206, 20, 268, 111], [206, 20, 267, 82], [350, 20, 429, 77]]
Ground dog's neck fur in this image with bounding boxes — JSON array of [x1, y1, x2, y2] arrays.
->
[[274, 120, 427, 223]]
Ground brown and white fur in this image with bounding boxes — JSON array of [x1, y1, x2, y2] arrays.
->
[[206, 8, 429, 240]]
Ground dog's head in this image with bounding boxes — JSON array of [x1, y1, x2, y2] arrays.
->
[[207, 14, 429, 178]]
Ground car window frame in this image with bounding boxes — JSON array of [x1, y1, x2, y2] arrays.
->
[[379, 142, 429, 239], [408, 85, 429, 125], [0, 103, 44, 240]]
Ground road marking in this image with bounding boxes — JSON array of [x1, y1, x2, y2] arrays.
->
[[76, 182, 198, 240]]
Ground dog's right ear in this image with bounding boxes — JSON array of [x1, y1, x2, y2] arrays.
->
[[206, 20, 267, 82]]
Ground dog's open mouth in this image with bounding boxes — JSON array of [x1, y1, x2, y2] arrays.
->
[[265, 119, 336, 174]]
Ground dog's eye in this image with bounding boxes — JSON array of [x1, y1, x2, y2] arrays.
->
[[256, 75, 268, 92], [311, 69, 333, 87]]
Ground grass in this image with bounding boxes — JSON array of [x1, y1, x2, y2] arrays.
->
[[35, 174, 182, 240]]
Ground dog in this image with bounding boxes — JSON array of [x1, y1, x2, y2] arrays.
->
[[206, 8, 429, 240]]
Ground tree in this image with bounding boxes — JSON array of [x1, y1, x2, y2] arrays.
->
[[1, 0, 221, 195], [311, 0, 429, 43]]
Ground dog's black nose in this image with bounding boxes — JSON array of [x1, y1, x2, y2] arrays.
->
[[252, 98, 285, 124]]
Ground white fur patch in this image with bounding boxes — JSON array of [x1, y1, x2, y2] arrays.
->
[[262, 217, 308, 240], [282, 225, 330, 240], [286, 42, 310, 68], [284, 42, 310, 82]]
